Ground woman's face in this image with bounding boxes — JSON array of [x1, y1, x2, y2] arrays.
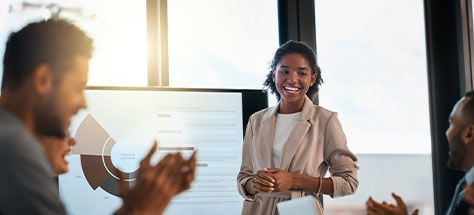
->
[[273, 53, 316, 112], [40, 136, 76, 175]]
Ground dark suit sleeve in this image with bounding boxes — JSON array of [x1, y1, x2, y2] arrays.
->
[[448, 190, 471, 215]]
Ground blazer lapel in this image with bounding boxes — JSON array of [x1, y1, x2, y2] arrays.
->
[[257, 105, 278, 169], [279, 96, 315, 170]]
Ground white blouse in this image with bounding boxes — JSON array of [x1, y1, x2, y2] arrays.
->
[[272, 112, 301, 167]]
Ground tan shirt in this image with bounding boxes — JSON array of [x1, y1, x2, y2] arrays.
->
[[237, 96, 359, 215]]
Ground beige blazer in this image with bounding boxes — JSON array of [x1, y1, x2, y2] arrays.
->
[[237, 96, 359, 215]]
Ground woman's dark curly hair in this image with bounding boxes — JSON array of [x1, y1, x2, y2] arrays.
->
[[263, 40, 323, 100]]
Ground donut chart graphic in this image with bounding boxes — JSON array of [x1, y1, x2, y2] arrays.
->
[[73, 114, 139, 196]]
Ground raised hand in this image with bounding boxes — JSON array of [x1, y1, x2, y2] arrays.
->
[[366, 193, 419, 215]]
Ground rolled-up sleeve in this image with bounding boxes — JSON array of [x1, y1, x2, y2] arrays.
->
[[324, 113, 359, 198]]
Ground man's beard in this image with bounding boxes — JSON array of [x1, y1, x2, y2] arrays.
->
[[34, 92, 67, 138], [447, 134, 467, 171]]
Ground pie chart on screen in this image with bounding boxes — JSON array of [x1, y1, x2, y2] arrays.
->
[[72, 114, 148, 196]]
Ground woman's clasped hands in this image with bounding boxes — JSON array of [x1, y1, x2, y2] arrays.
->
[[252, 168, 295, 193]]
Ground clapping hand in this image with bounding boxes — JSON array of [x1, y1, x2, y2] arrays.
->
[[366, 193, 419, 215], [117, 141, 197, 215]]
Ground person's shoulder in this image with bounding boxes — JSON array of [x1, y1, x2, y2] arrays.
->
[[315, 105, 337, 115], [0, 117, 27, 151], [0, 112, 47, 169], [304, 105, 343, 127], [308, 105, 337, 118], [0, 107, 27, 136], [250, 106, 275, 119], [0, 114, 33, 147], [0, 132, 42, 165]]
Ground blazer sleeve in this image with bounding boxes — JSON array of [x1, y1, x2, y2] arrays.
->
[[324, 113, 359, 198], [237, 116, 256, 201]]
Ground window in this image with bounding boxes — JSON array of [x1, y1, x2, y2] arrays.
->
[[1, 0, 278, 91], [468, 0, 474, 88], [315, 0, 433, 213], [78, 1, 147, 86], [1, 0, 147, 87], [167, 0, 279, 90]]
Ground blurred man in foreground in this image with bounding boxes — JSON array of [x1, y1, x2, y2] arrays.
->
[[0, 18, 195, 215]]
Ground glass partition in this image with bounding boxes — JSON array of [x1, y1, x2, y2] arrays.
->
[[315, 0, 433, 214]]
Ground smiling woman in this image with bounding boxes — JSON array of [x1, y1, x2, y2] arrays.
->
[[237, 41, 359, 215], [272, 53, 316, 113]]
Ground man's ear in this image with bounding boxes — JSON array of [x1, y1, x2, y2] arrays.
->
[[462, 124, 474, 145], [31, 64, 53, 95]]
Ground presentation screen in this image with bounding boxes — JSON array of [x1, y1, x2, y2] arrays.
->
[[59, 86, 268, 215]]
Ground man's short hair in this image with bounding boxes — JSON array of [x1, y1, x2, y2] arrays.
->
[[2, 18, 93, 90], [462, 90, 474, 125]]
